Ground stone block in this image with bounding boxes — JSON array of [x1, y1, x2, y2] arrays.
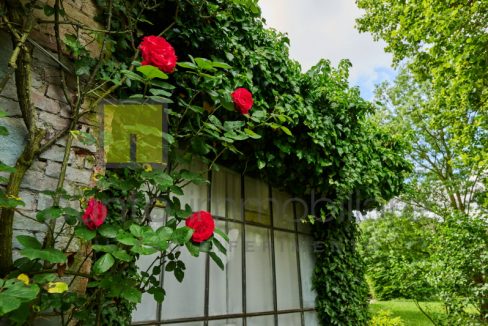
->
[[21, 170, 58, 192], [18, 190, 37, 211], [45, 161, 62, 178], [0, 96, 21, 116], [65, 166, 92, 184], [13, 211, 48, 232], [0, 117, 28, 166], [40, 145, 75, 163], [32, 89, 60, 114], [38, 110, 70, 131], [46, 85, 71, 104], [37, 193, 54, 211]]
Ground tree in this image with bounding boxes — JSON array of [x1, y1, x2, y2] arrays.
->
[[373, 68, 488, 323], [356, 0, 488, 149]]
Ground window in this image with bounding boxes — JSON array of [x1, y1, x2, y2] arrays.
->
[[132, 168, 318, 325]]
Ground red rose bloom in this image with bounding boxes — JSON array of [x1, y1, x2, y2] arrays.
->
[[231, 88, 253, 114], [82, 198, 107, 230], [185, 211, 215, 243], [139, 35, 177, 73]]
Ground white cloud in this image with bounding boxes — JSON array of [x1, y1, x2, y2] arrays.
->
[[259, 0, 395, 100]]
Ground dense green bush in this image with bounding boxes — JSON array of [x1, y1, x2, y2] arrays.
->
[[359, 210, 437, 301]]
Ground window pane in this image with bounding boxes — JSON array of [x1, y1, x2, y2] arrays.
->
[[211, 168, 242, 220], [178, 160, 208, 211], [246, 315, 274, 326], [132, 253, 159, 322], [295, 199, 311, 233], [211, 168, 226, 217], [226, 169, 242, 220], [245, 225, 273, 312], [274, 231, 300, 310], [209, 222, 243, 315], [208, 318, 243, 326], [299, 235, 317, 308], [304, 311, 319, 326], [272, 189, 294, 230], [244, 177, 270, 225], [161, 248, 206, 319], [278, 313, 302, 326]]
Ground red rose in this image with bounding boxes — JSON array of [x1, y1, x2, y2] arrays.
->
[[185, 211, 215, 243], [231, 88, 253, 114], [139, 35, 177, 73], [82, 198, 107, 230]]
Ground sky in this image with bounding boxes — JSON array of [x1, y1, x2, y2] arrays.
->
[[259, 0, 396, 100]]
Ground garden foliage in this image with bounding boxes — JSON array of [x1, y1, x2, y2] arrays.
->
[[0, 0, 410, 325]]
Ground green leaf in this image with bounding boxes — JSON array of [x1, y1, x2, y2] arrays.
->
[[208, 115, 223, 129], [36, 207, 63, 223], [121, 70, 145, 83], [75, 226, 96, 241], [112, 250, 132, 262], [280, 126, 293, 136], [148, 287, 165, 303], [211, 61, 232, 69], [165, 261, 176, 272], [149, 88, 172, 97], [244, 128, 261, 139], [195, 58, 216, 71], [129, 224, 143, 238], [209, 252, 224, 270], [16, 235, 42, 250], [162, 132, 175, 145], [136, 65, 168, 80], [177, 62, 197, 70], [0, 163, 15, 173], [70, 130, 96, 145], [156, 226, 173, 241], [98, 225, 118, 238], [214, 228, 229, 242], [43, 4, 56, 16], [223, 120, 245, 130], [116, 233, 138, 246], [174, 268, 184, 283], [93, 253, 115, 274], [0, 294, 21, 315], [32, 273, 57, 284], [212, 237, 227, 254], [172, 227, 194, 245], [121, 287, 142, 303], [21, 248, 66, 264], [0, 126, 8, 136], [92, 244, 118, 253], [130, 245, 157, 255], [185, 242, 200, 257]]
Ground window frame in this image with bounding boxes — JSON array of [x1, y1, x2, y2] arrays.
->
[[132, 170, 316, 326]]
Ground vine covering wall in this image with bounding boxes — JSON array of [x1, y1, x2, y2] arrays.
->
[[0, 0, 410, 325]]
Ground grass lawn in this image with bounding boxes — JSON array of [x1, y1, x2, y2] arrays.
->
[[369, 300, 445, 326]]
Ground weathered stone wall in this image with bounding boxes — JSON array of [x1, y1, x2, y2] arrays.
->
[[0, 0, 102, 259]]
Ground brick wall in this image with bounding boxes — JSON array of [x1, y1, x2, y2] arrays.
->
[[0, 0, 102, 259]]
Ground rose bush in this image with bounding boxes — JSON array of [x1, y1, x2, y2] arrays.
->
[[139, 35, 177, 73], [185, 211, 215, 243], [231, 87, 253, 114]]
